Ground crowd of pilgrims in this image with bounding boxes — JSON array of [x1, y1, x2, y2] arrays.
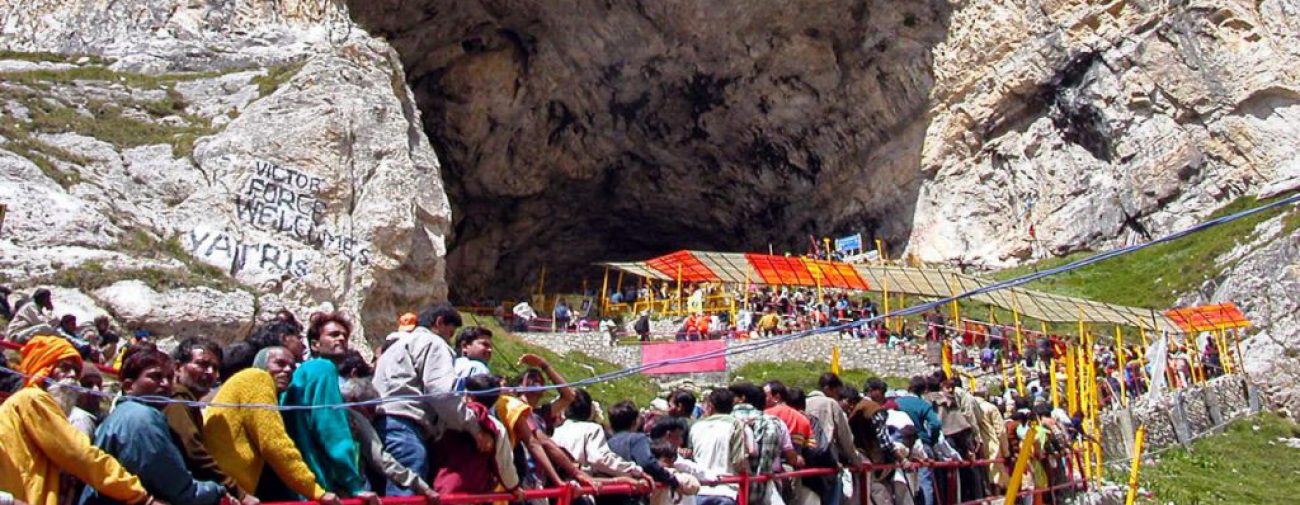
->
[[531, 282, 1227, 411], [0, 289, 1094, 505]]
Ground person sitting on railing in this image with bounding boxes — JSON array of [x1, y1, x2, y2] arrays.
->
[[496, 365, 601, 497], [80, 346, 226, 505], [0, 336, 158, 505], [552, 390, 653, 490]]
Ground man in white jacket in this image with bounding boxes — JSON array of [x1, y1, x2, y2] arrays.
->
[[373, 303, 492, 497]]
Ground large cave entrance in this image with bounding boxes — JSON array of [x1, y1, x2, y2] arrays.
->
[[345, 0, 952, 300]]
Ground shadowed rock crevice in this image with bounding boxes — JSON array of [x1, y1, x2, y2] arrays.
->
[[346, 0, 954, 299]]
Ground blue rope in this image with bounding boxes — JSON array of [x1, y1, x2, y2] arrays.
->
[[3, 192, 1295, 411]]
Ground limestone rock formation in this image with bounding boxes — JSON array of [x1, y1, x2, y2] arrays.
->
[[0, 0, 450, 345], [910, 0, 1300, 266]]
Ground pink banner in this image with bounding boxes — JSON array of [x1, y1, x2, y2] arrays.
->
[[640, 340, 727, 374]]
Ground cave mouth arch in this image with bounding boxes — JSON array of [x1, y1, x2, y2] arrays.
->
[[344, 0, 954, 300]]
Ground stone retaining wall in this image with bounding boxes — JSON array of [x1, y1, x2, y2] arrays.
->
[[1098, 375, 1261, 461], [515, 329, 934, 379]]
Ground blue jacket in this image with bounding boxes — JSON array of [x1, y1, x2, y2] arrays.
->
[[80, 400, 225, 505], [894, 395, 942, 447], [282, 359, 368, 496]]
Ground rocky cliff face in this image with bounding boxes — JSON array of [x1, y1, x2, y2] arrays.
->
[[3, 0, 1298, 363], [0, 0, 450, 344], [910, 0, 1300, 266], [345, 0, 955, 298]]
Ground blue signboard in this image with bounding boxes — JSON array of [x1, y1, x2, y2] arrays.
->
[[834, 233, 862, 253]]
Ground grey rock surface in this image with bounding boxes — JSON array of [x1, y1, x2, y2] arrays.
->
[[0, 0, 450, 346]]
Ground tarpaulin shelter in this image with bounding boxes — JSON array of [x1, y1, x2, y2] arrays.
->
[[600, 250, 1185, 333], [606, 250, 870, 289], [1164, 302, 1252, 332]]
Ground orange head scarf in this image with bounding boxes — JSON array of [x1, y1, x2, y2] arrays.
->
[[19, 335, 83, 387]]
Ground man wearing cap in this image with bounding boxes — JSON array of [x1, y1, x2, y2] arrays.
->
[[398, 313, 418, 332], [0, 336, 163, 505], [374, 303, 492, 497]]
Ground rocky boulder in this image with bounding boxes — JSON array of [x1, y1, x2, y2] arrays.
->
[[0, 0, 450, 346]]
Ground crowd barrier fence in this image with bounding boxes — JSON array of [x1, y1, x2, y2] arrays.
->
[[260, 454, 1088, 505]]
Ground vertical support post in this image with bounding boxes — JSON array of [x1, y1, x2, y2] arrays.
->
[[675, 264, 684, 317], [737, 472, 751, 505], [1124, 425, 1147, 505], [1050, 356, 1061, 409], [882, 276, 891, 333], [1066, 345, 1079, 415], [599, 267, 611, 317], [1004, 422, 1039, 504], [1115, 326, 1129, 406]]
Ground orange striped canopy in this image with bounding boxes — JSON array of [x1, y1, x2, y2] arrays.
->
[[1164, 302, 1252, 332], [613, 250, 869, 290]]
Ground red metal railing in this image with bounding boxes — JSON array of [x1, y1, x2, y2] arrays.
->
[[261, 455, 1087, 505]]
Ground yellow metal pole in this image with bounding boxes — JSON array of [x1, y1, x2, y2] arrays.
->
[[1125, 425, 1148, 505], [942, 340, 953, 379], [1115, 326, 1129, 406], [1066, 345, 1078, 415], [599, 267, 611, 317], [675, 264, 685, 316], [1011, 298, 1027, 396], [999, 357, 1011, 391], [875, 238, 887, 263], [898, 294, 907, 334], [1050, 356, 1060, 409], [1217, 328, 1233, 374], [538, 264, 547, 298], [882, 276, 891, 332], [1015, 361, 1027, 397], [1004, 422, 1039, 504], [1232, 328, 1246, 378]]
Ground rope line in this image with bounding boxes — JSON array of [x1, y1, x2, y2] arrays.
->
[[1, 193, 1295, 411]]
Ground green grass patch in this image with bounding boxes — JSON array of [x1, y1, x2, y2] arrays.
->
[[730, 360, 909, 392], [250, 60, 306, 98], [0, 65, 227, 89], [992, 193, 1300, 309], [463, 314, 661, 406], [1, 135, 87, 188], [39, 260, 232, 293], [0, 50, 111, 65], [1131, 412, 1300, 504], [24, 96, 215, 158]]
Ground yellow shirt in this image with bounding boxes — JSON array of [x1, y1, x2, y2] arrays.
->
[[203, 369, 327, 500], [0, 387, 148, 505], [495, 395, 534, 448]]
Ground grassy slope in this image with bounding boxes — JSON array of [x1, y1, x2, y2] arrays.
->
[[731, 360, 909, 392], [462, 315, 901, 406], [993, 192, 1299, 309], [1132, 413, 1300, 504], [462, 314, 661, 406]]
